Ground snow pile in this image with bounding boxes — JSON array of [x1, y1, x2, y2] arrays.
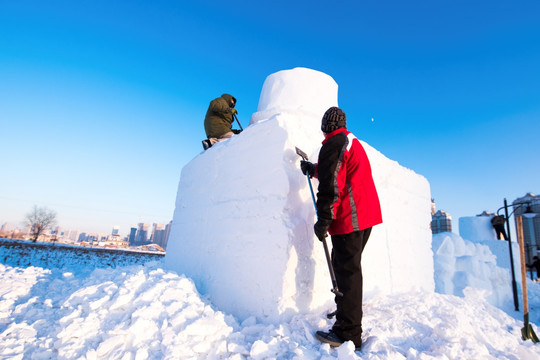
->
[[433, 232, 516, 310], [166, 67, 433, 322], [2, 261, 540, 359], [0, 262, 234, 359]]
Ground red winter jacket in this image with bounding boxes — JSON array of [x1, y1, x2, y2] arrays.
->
[[315, 128, 382, 235]]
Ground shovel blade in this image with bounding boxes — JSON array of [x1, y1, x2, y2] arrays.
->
[[521, 324, 540, 343], [295, 147, 308, 161]]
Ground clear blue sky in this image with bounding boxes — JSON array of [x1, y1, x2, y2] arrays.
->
[[1, 0, 539, 235]]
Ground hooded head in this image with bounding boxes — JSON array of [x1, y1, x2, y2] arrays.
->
[[221, 94, 237, 108], [321, 106, 346, 133]]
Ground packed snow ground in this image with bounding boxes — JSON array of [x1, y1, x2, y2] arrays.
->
[[2, 257, 540, 359]]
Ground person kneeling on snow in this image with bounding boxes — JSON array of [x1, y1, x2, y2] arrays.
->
[[300, 107, 382, 351], [202, 94, 242, 150]]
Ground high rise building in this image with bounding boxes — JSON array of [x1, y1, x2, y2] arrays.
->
[[150, 223, 165, 242], [150, 223, 165, 247], [163, 220, 172, 250], [134, 223, 150, 245], [128, 227, 137, 246], [431, 200, 452, 234], [68, 230, 80, 242], [112, 226, 119, 236], [513, 193, 540, 264], [78, 232, 87, 242]]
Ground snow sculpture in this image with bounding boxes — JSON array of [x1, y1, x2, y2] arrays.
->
[[165, 67, 434, 322]]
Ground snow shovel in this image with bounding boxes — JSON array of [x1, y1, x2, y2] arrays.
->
[[295, 146, 343, 298], [516, 220, 540, 343]]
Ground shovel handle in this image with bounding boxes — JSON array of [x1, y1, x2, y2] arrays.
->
[[233, 113, 243, 131], [323, 237, 343, 297], [295, 146, 343, 297]]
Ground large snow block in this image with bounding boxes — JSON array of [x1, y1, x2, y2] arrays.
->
[[363, 143, 434, 297], [165, 67, 434, 322], [459, 216, 497, 242]]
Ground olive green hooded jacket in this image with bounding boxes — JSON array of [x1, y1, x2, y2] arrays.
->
[[204, 94, 236, 138]]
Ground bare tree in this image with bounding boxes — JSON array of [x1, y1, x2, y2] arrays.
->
[[24, 205, 57, 242]]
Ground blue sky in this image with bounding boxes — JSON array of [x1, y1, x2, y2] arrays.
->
[[1, 0, 539, 235]]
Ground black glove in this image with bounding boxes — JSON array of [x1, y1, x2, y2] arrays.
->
[[300, 160, 316, 178], [232, 129, 242, 134], [314, 219, 331, 242]]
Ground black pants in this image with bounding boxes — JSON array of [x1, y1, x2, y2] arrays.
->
[[493, 225, 508, 240], [330, 227, 372, 347]]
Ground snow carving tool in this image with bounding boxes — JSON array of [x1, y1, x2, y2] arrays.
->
[[233, 113, 243, 131], [516, 221, 540, 343], [295, 146, 343, 298]]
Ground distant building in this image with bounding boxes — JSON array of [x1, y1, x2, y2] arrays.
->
[[150, 223, 166, 247], [67, 230, 80, 242], [134, 223, 150, 246], [512, 193, 540, 264], [431, 199, 452, 234], [112, 226, 120, 236], [1, 222, 10, 232], [163, 221, 172, 250], [149, 221, 172, 250], [86, 233, 100, 243], [128, 227, 137, 246], [476, 210, 494, 217], [51, 226, 61, 238], [104, 233, 129, 248]]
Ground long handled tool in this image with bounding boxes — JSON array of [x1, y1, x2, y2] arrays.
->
[[233, 113, 243, 131], [295, 146, 343, 297], [516, 217, 540, 343]]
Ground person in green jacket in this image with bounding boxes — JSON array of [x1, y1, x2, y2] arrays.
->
[[202, 94, 241, 150]]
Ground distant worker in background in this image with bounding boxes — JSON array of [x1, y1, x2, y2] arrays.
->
[[527, 256, 540, 281], [202, 94, 242, 150], [491, 214, 508, 240]]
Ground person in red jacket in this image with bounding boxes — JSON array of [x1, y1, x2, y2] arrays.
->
[[301, 106, 382, 350]]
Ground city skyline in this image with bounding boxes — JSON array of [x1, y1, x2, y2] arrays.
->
[[1, 1, 539, 235], [0, 218, 171, 243]]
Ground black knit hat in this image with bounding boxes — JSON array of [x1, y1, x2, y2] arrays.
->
[[321, 107, 347, 133]]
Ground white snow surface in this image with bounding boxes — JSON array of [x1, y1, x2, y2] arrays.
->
[[165, 68, 433, 322], [2, 257, 540, 359]]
